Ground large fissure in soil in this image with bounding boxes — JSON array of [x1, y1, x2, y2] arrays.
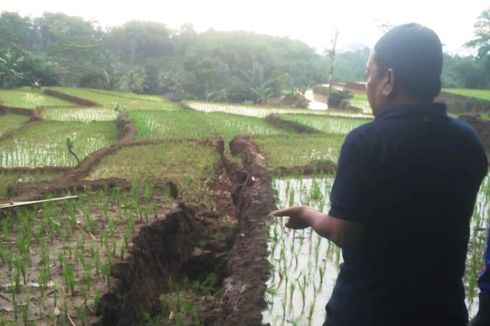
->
[[92, 135, 276, 325]]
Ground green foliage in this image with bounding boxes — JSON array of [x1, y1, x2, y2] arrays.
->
[[0, 49, 24, 88], [466, 7, 490, 59]]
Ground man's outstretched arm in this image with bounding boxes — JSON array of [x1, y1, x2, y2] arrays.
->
[[270, 206, 364, 248]]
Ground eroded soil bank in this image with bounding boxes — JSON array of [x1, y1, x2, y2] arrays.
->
[[94, 135, 277, 325]]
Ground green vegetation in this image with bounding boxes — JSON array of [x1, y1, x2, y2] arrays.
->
[[0, 113, 30, 136], [280, 114, 370, 135], [0, 87, 72, 108], [130, 110, 287, 141], [264, 177, 338, 325], [187, 101, 326, 117], [0, 186, 174, 324], [256, 134, 345, 169], [43, 107, 118, 121], [52, 87, 182, 110], [0, 121, 117, 167], [443, 88, 490, 101], [87, 142, 218, 200]]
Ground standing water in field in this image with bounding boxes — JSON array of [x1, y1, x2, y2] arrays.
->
[[263, 177, 340, 325], [263, 176, 490, 325]]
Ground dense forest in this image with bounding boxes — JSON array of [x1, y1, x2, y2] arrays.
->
[[0, 11, 488, 103]]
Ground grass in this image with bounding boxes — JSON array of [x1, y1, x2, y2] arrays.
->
[[0, 114, 30, 136], [53, 87, 182, 111], [87, 141, 219, 200], [256, 134, 345, 169], [42, 107, 118, 121], [0, 121, 117, 167], [280, 114, 370, 135], [443, 88, 490, 101], [130, 110, 288, 141], [0, 87, 73, 108]]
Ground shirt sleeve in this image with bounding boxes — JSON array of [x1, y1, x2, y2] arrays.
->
[[328, 132, 373, 224]]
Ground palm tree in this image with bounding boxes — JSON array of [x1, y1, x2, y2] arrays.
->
[[118, 68, 147, 93]]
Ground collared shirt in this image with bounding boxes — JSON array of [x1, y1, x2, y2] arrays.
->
[[326, 103, 488, 326]]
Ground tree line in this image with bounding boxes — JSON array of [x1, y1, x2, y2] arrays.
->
[[0, 10, 488, 103]]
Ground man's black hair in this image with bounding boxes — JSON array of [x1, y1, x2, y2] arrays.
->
[[374, 23, 443, 102]]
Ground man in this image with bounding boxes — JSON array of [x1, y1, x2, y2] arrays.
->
[[271, 23, 487, 326]]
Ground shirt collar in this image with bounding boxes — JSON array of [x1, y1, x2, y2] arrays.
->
[[375, 102, 448, 120]]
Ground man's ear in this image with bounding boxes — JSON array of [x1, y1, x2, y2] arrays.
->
[[382, 68, 395, 97]]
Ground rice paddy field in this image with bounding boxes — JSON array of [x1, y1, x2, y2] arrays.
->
[[0, 88, 73, 108], [0, 86, 488, 325], [52, 87, 181, 111], [0, 121, 117, 168], [0, 114, 30, 137], [130, 110, 287, 141]]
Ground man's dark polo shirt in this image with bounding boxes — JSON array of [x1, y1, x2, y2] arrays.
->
[[325, 103, 488, 326]]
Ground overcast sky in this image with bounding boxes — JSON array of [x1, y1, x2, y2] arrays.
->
[[2, 0, 489, 54]]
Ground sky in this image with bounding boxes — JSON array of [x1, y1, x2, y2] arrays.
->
[[2, 0, 489, 54]]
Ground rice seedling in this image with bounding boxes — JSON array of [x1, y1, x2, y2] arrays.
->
[[53, 87, 181, 111], [0, 121, 117, 168], [279, 114, 369, 135], [129, 110, 287, 141], [264, 175, 490, 324], [256, 134, 344, 169], [0, 185, 170, 324], [263, 177, 339, 325], [0, 87, 73, 108], [42, 107, 118, 121], [186, 101, 329, 118]]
